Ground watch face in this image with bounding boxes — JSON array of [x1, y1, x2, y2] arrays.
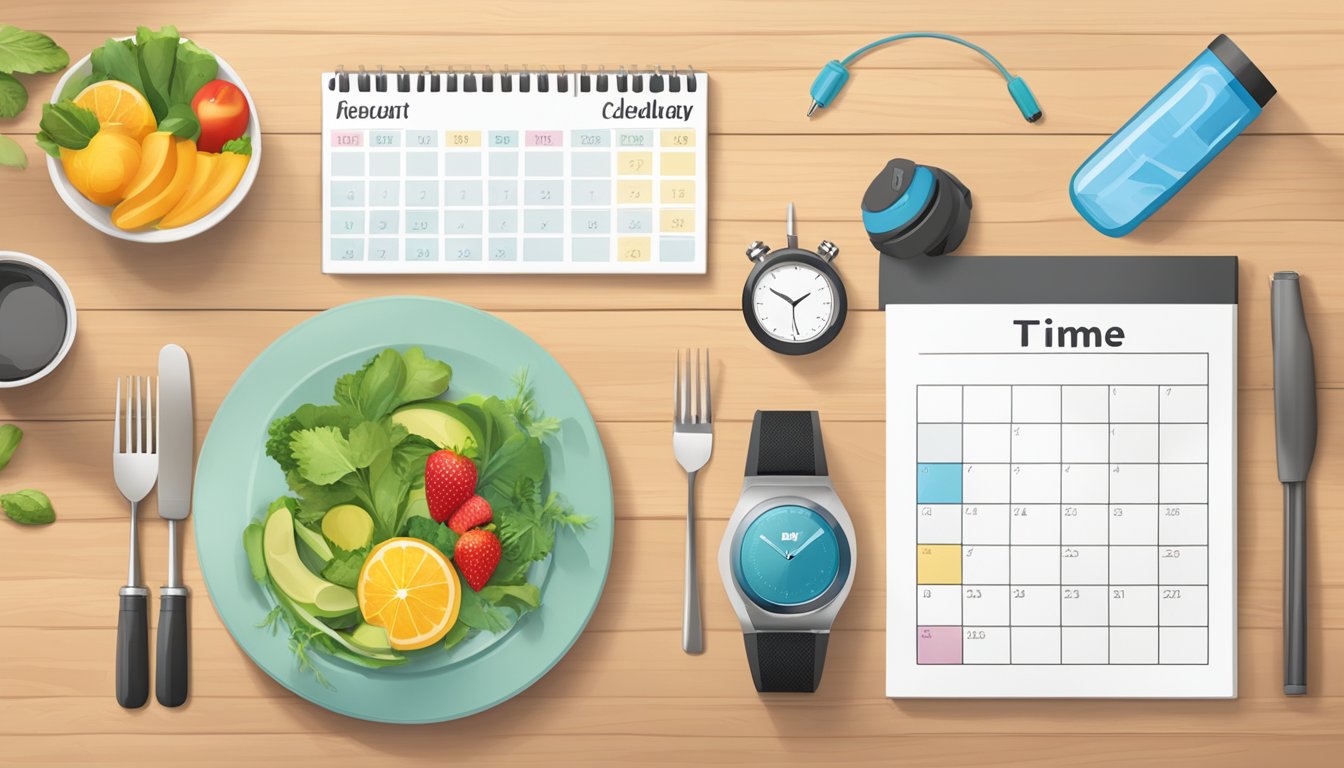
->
[[750, 261, 837, 343], [737, 504, 842, 609]]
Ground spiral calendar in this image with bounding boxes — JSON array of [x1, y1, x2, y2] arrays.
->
[[321, 68, 708, 273]]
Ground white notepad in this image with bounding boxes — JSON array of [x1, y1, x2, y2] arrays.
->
[[883, 257, 1237, 698], [320, 69, 707, 274]]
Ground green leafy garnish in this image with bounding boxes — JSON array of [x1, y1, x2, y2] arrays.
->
[[37, 101, 98, 151], [0, 134, 25, 169], [134, 25, 180, 121], [222, 135, 252, 156], [404, 516, 459, 559], [157, 103, 200, 141], [168, 39, 217, 107], [0, 25, 69, 75], [2, 489, 55, 525], [320, 547, 368, 589], [290, 426, 357, 486], [0, 72, 27, 119]]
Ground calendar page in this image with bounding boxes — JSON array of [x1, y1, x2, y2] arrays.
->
[[885, 303, 1237, 698], [320, 71, 707, 274]]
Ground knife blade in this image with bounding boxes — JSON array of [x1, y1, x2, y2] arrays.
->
[[156, 343, 193, 707]]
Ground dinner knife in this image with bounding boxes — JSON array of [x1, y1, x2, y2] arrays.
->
[[156, 344, 194, 707]]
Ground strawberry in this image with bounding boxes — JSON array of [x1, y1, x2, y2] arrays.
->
[[425, 450, 476, 523], [454, 529, 501, 592], [447, 494, 492, 534]]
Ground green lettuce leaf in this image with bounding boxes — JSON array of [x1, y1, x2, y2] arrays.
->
[[290, 426, 357, 486], [396, 347, 452, 405], [320, 547, 367, 589], [335, 349, 406, 421], [168, 39, 217, 107], [0, 424, 21, 470], [441, 621, 471, 651], [91, 38, 142, 93], [134, 26, 179, 121], [157, 103, 200, 141], [479, 583, 541, 615], [404, 516, 459, 559], [37, 101, 98, 151], [0, 72, 27, 119], [456, 587, 509, 633]]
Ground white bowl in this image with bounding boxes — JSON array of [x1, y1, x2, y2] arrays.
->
[[46, 37, 262, 243], [0, 251, 77, 388]]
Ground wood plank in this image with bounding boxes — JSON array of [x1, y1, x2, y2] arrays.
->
[[3, 32, 1338, 136], [6, 0, 1340, 36]]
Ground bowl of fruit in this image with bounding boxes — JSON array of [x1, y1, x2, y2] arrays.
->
[[41, 27, 260, 242]]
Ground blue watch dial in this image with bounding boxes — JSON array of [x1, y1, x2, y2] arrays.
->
[[737, 504, 841, 608]]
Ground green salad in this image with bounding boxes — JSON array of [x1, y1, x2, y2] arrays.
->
[[241, 347, 588, 683]]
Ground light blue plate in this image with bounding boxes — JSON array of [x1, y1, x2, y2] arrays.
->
[[194, 297, 613, 723]]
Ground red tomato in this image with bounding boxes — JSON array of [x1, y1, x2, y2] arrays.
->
[[191, 80, 250, 153]]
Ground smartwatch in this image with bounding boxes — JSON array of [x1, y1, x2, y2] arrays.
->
[[718, 410, 856, 692]]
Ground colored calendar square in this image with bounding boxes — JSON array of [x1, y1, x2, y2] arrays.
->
[[330, 238, 363, 261], [368, 210, 398, 235], [489, 152, 519, 176], [405, 239, 438, 261], [917, 626, 963, 664], [367, 238, 398, 261], [487, 239, 517, 262], [330, 180, 365, 207], [660, 128, 695, 147], [572, 153, 611, 177], [917, 504, 961, 544], [369, 152, 400, 176], [525, 180, 564, 205], [488, 210, 516, 234], [572, 210, 610, 234], [525, 152, 563, 177], [661, 179, 695, 203], [660, 152, 695, 176], [488, 180, 518, 206], [445, 130, 481, 147], [917, 464, 962, 504], [524, 210, 562, 234], [917, 544, 962, 584], [660, 209, 694, 233], [617, 209, 652, 234], [617, 236, 650, 262], [617, 180, 652, 204], [572, 238, 611, 262], [443, 181, 483, 206], [660, 237, 695, 262], [443, 211, 482, 235], [523, 239, 563, 261], [330, 211, 363, 235], [405, 152, 437, 176], [444, 153, 482, 177], [572, 180, 611, 205], [369, 181, 399, 206], [444, 238, 483, 261], [330, 153, 364, 176], [405, 210, 437, 235], [617, 151, 653, 175], [489, 130, 519, 148], [406, 180, 437, 206]]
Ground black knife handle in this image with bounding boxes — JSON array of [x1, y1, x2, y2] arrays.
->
[[156, 590, 189, 707], [116, 590, 150, 708]]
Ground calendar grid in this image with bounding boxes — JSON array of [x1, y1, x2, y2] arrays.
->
[[914, 357, 1211, 667]]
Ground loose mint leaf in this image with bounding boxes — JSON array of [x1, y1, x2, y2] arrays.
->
[[404, 516, 458, 559], [221, 135, 252, 156], [2, 489, 55, 525], [37, 101, 98, 151], [0, 25, 69, 74], [290, 426, 357, 486], [320, 547, 367, 589], [479, 583, 541, 615], [0, 72, 28, 118], [456, 587, 510, 633], [396, 347, 452, 406], [0, 135, 18, 168], [134, 26, 179, 121], [157, 103, 200, 141]]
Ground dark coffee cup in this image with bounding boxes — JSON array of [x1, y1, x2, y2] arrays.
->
[[0, 252, 77, 388]]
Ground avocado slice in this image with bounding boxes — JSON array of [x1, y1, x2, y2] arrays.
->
[[322, 504, 373, 551], [348, 622, 394, 654], [293, 520, 334, 563], [263, 505, 358, 618], [392, 401, 481, 452]]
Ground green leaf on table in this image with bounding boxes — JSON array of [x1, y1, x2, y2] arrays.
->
[[168, 39, 217, 107], [157, 103, 200, 141], [404, 516, 459, 559], [290, 426, 357, 486], [37, 101, 98, 151], [2, 489, 54, 525], [0, 135, 22, 169], [0, 424, 23, 470], [0, 25, 69, 74], [0, 72, 28, 118]]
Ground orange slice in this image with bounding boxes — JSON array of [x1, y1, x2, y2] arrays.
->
[[74, 81, 157, 142], [356, 537, 461, 651]]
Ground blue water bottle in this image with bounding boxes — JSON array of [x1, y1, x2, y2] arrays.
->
[[1070, 35, 1275, 237]]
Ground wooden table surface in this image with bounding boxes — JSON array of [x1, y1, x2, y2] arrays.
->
[[1, 0, 1342, 764]]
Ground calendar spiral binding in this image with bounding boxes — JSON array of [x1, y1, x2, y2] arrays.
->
[[328, 66, 699, 95]]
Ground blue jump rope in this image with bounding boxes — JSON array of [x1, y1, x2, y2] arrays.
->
[[808, 32, 1042, 122]]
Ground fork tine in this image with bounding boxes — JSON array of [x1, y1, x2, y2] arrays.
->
[[146, 376, 154, 454], [114, 378, 122, 453], [702, 349, 712, 424], [124, 377, 133, 454], [677, 349, 686, 424], [690, 348, 699, 423]]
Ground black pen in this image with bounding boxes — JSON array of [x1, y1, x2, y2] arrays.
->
[[1271, 272, 1317, 696]]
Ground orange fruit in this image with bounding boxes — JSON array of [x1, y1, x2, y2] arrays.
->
[[74, 81, 157, 142], [357, 537, 461, 651]]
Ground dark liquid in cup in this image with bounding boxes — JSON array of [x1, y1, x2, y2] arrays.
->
[[0, 262, 69, 382]]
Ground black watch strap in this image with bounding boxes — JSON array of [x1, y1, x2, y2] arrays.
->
[[745, 410, 828, 477], [744, 632, 830, 692]]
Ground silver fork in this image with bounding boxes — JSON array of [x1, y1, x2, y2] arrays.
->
[[113, 376, 159, 709], [673, 349, 713, 654]]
